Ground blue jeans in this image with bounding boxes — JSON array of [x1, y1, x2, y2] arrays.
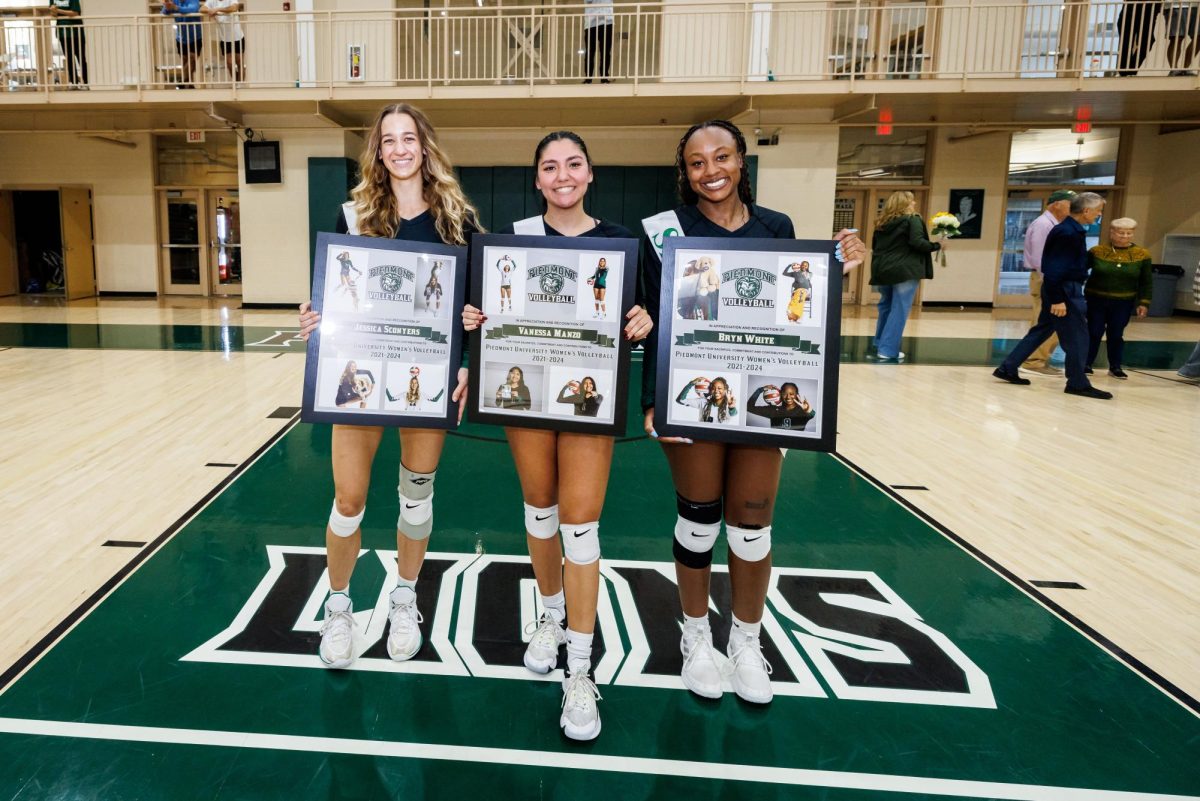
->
[[1179, 339, 1200, 378], [873, 279, 920, 359]]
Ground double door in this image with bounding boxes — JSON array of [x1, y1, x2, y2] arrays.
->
[[158, 188, 242, 296], [833, 188, 928, 306]]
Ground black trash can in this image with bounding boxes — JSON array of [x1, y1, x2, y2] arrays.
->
[[1149, 264, 1184, 317]]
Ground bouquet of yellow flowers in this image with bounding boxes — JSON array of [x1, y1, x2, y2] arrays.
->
[[929, 212, 960, 266]]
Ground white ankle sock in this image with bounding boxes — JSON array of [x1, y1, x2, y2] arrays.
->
[[391, 576, 417, 605], [542, 591, 566, 624], [326, 590, 351, 613], [565, 628, 593, 672], [683, 612, 710, 632], [731, 613, 761, 639]]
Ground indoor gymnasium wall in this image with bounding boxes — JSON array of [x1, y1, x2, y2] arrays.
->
[[1144, 127, 1200, 262], [0, 132, 157, 293], [922, 128, 1012, 304], [750, 127, 839, 241]]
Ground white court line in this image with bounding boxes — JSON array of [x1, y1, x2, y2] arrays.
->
[[0, 718, 1194, 801]]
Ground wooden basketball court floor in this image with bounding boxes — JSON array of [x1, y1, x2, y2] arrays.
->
[[0, 296, 1197, 799]]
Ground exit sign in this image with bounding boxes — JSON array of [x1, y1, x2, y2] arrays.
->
[[186, 130, 206, 144]]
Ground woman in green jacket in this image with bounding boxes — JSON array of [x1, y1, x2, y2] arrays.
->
[[868, 190, 941, 362]]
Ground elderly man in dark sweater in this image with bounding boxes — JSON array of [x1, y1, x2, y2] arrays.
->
[[993, 192, 1112, 400]]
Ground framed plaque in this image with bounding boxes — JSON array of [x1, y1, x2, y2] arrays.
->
[[302, 232, 468, 429], [467, 233, 638, 436], [653, 237, 840, 451]]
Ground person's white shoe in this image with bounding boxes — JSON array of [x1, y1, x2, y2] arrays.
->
[[680, 626, 723, 699], [386, 590, 423, 662], [318, 596, 356, 669], [523, 612, 567, 674], [725, 629, 773, 704], [560, 667, 602, 741]]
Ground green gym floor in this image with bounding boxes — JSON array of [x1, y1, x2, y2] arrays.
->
[[0, 313, 1197, 800]]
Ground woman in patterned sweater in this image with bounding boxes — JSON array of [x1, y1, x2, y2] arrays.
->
[[1085, 218, 1152, 378]]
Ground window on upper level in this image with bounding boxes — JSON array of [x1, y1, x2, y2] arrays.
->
[[1007, 128, 1120, 185], [837, 127, 928, 185]]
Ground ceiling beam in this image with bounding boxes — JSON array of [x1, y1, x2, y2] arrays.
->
[[711, 97, 755, 124], [316, 101, 358, 129], [207, 102, 243, 128], [831, 94, 877, 123]]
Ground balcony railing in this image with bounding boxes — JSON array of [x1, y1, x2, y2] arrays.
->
[[0, 1, 1185, 94]]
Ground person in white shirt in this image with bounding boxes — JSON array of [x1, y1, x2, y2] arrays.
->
[[583, 0, 614, 83], [203, 0, 245, 82]]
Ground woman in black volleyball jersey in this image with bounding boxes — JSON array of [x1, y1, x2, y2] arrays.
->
[[296, 104, 480, 673], [640, 120, 864, 706], [462, 131, 652, 742]]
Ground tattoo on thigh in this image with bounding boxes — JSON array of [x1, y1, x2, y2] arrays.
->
[[744, 498, 769, 510]]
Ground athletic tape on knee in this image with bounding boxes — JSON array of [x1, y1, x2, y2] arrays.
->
[[561, 521, 600, 565], [672, 495, 722, 569], [523, 503, 559, 539], [726, 523, 771, 562], [328, 501, 365, 538], [398, 465, 436, 540]]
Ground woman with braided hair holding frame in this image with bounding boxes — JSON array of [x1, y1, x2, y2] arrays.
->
[[640, 119, 864, 706]]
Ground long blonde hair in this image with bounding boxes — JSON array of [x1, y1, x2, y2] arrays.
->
[[351, 103, 480, 245], [875, 191, 916, 231]]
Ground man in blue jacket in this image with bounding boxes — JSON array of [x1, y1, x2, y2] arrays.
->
[[163, 0, 202, 88], [992, 192, 1112, 399]]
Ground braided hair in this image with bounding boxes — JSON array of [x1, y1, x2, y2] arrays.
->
[[675, 120, 754, 207]]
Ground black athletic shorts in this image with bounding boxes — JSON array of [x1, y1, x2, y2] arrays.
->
[[219, 39, 245, 55]]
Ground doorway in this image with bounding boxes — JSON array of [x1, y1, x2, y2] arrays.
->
[[158, 187, 241, 296], [2, 187, 96, 300], [834, 187, 928, 306]]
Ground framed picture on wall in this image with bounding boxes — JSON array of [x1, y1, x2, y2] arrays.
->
[[653, 237, 841, 451], [948, 189, 984, 239], [301, 232, 468, 429]]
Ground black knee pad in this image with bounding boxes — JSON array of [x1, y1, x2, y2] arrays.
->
[[673, 494, 722, 569]]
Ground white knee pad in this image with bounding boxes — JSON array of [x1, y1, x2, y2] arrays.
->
[[561, 521, 600, 565], [328, 501, 365, 538], [398, 465, 435, 540], [674, 515, 721, 555], [523, 503, 559, 539], [726, 524, 771, 562]]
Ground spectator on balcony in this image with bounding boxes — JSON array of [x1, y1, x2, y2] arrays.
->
[[1165, 0, 1199, 75], [1116, 0, 1162, 75], [48, 0, 87, 88], [163, 0, 203, 88], [203, 0, 244, 83], [583, 0, 614, 84]]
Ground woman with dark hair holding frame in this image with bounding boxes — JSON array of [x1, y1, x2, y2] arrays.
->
[[640, 119, 864, 705], [747, 382, 815, 430], [557, 376, 604, 416], [296, 103, 479, 673], [462, 130, 652, 741]]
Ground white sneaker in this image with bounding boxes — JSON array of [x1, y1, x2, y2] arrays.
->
[[386, 591, 424, 662], [725, 630, 773, 704], [523, 612, 566, 674], [560, 667, 602, 741], [680, 626, 723, 699], [319, 597, 356, 669]]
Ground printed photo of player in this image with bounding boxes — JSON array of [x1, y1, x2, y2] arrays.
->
[[781, 261, 812, 323], [675, 255, 720, 321], [745, 380, 817, 431], [496, 253, 517, 313], [556, 375, 604, 417], [332, 360, 375, 409], [495, 365, 532, 410], [423, 259, 444, 313], [383, 363, 447, 413], [335, 251, 362, 312], [674, 374, 739, 425], [587, 258, 608, 319]]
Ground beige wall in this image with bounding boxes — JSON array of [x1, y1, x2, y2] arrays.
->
[[750, 127, 838, 239], [238, 127, 351, 304], [1143, 128, 1200, 260], [0, 132, 156, 293], [440, 127, 683, 167], [923, 129, 1011, 304]]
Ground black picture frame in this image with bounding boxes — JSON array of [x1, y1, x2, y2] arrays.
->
[[467, 233, 639, 436], [653, 236, 841, 451], [947, 188, 984, 239], [302, 232, 468, 430], [243, 140, 282, 184]]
